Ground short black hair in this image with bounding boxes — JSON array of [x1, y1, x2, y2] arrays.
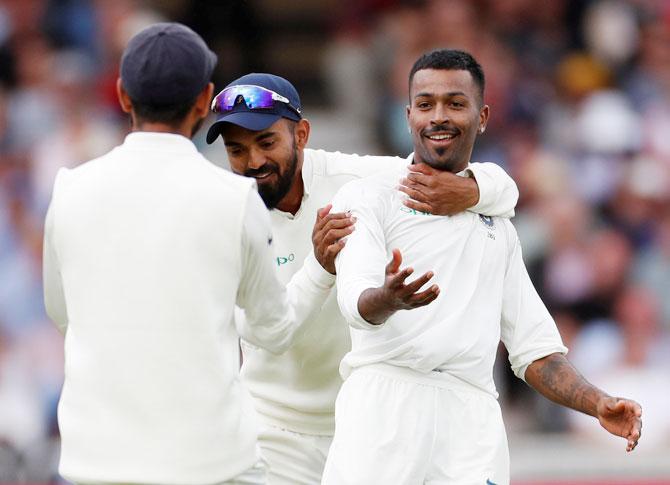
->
[[130, 96, 197, 126], [409, 49, 485, 101]]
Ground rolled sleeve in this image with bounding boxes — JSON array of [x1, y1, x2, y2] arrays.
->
[[467, 162, 519, 218]]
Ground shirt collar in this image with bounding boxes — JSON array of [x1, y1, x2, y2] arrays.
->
[[301, 150, 313, 197], [122, 132, 198, 154]]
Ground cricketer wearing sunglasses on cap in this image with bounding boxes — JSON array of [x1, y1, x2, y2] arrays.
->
[[206, 73, 520, 485]]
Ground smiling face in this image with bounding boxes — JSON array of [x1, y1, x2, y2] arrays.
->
[[407, 68, 489, 173], [222, 118, 308, 209]]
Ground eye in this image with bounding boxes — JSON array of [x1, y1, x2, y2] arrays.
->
[[261, 140, 275, 149], [450, 101, 464, 108], [417, 101, 431, 109]]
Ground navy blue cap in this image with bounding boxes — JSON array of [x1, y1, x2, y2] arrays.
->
[[120, 22, 217, 106], [206, 73, 302, 144]]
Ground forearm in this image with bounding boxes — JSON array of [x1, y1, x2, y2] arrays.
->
[[357, 287, 396, 325], [524, 353, 609, 417]]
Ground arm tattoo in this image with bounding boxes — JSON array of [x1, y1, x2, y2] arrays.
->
[[526, 353, 605, 417]]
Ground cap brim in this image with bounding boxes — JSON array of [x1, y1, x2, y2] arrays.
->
[[206, 112, 282, 144]]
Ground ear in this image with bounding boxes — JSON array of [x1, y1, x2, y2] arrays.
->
[[294, 118, 311, 149], [194, 82, 215, 119], [478, 104, 490, 134], [116, 78, 133, 114], [406, 104, 412, 134]]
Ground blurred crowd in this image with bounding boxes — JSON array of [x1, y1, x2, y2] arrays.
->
[[328, 0, 670, 448], [0, 0, 669, 480]]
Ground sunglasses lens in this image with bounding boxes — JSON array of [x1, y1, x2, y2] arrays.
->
[[214, 86, 275, 112]]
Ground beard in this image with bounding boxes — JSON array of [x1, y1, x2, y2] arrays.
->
[[416, 124, 470, 173], [247, 144, 299, 209]]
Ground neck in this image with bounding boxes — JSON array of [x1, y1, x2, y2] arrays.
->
[[275, 169, 304, 215], [132, 121, 193, 138], [413, 153, 469, 173]]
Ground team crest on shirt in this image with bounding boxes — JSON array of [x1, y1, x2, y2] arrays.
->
[[479, 214, 495, 228], [479, 215, 496, 240]]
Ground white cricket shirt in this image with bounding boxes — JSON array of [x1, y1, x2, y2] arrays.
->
[[240, 149, 521, 435], [43, 133, 332, 484], [333, 164, 567, 397]]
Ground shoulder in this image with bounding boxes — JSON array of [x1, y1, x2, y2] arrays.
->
[[53, 147, 119, 187], [306, 148, 406, 180], [331, 171, 397, 212], [197, 154, 255, 191]]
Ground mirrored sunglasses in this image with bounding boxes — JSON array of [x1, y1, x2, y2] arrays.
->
[[211, 85, 301, 117]]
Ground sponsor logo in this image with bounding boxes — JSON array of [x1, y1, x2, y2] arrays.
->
[[486, 479, 498, 485], [276, 253, 295, 266], [400, 206, 431, 216]]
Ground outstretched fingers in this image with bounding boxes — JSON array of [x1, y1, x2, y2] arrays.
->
[[402, 271, 434, 295], [408, 284, 440, 307], [388, 266, 415, 289], [385, 249, 403, 276]]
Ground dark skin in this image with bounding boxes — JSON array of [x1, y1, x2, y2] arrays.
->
[[359, 67, 642, 452], [357, 249, 439, 325], [223, 119, 355, 274], [221, 117, 483, 274], [359, 68, 488, 324], [526, 353, 642, 452], [399, 68, 488, 214], [116, 78, 214, 136]]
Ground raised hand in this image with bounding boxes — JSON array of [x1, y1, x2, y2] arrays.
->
[[596, 397, 643, 452], [398, 163, 479, 215], [312, 204, 355, 274], [357, 249, 440, 325]]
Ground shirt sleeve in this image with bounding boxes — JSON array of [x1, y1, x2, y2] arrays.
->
[[499, 221, 567, 381], [236, 190, 333, 354], [333, 182, 388, 330], [467, 162, 519, 218], [43, 189, 69, 335]]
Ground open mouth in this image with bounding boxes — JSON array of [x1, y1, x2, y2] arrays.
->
[[248, 169, 277, 180], [424, 131, 458, 144]]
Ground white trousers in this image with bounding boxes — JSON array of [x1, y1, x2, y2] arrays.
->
[[258, 425, 332, 485], [322, 364, 510, 485]]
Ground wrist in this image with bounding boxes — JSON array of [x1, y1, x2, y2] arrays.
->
[[358, 287, 395, 325]]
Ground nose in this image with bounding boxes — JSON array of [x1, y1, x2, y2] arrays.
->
[[430, 103, 449, 126], [247, 147, 267, 170]]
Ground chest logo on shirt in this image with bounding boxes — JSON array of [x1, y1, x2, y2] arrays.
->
[[479, 214, 495, 228], [276, 253, 295, 266], [479, 215, 496, 240], [400, 206, 431, 216]]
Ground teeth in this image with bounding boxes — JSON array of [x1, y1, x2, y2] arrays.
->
[[428, 134, 453, 140]]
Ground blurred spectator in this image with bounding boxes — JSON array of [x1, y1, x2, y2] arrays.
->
[[569, 286, 670, 448]]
